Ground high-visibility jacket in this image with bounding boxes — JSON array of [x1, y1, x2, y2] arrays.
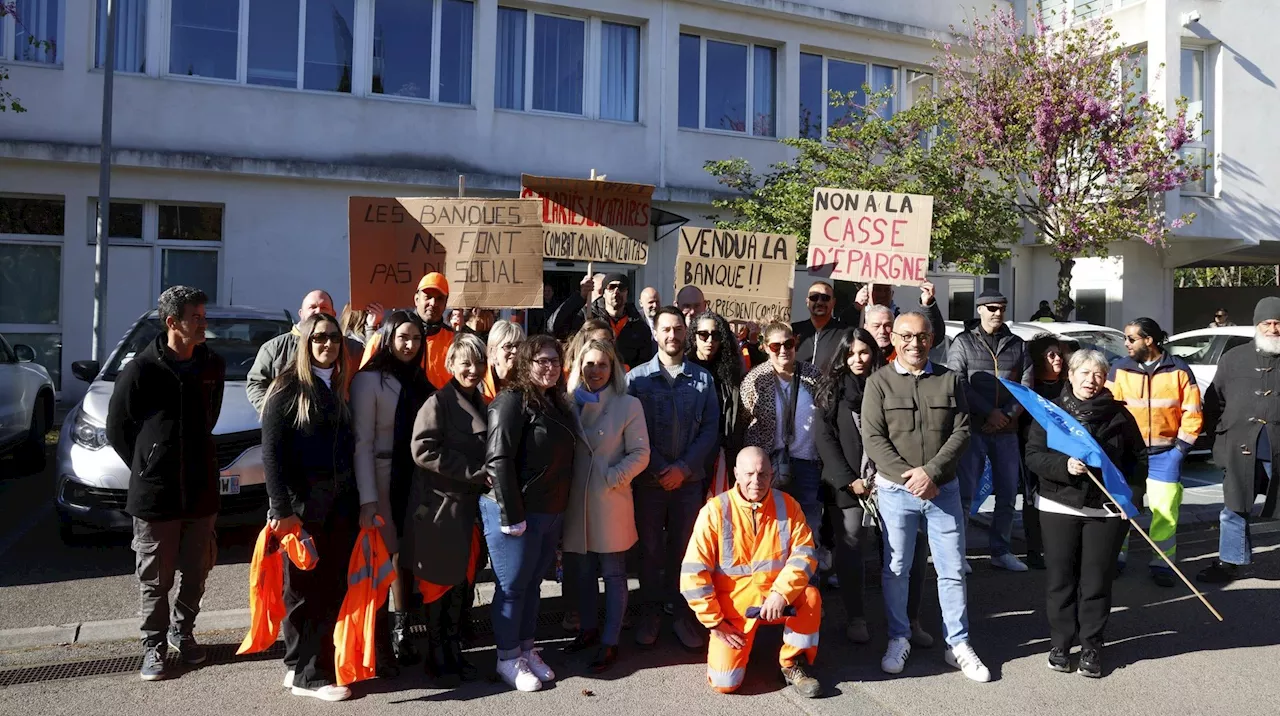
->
[[361, 324, 454, 390], [333, 527, 396, 686], [680, 487, 817, 633], [1107, 353, 1203, 453], [237, 525, 318, 655], [418, 525, 482, 603]]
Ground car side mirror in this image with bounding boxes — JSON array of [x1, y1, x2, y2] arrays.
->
[[72, 360, 101, 382], [13, 344, 36, 363]]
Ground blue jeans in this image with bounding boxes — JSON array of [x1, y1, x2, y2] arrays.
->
[[779, 457, 823, 536], [568, 551, 629, 646], [960, 431, 1022, 557], [879, 479, 970, 647], [479, 498, 564, 660], [634, 482, 703, 611], [1219, 459, 1268, 566]]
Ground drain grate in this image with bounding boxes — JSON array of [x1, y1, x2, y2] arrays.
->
[[0, 642, 284, 688]]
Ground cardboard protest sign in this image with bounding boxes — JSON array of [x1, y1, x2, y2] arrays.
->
[[521, 174, 654, 265], [677, 227, 797, 323], [349, 197, 544, 309], [807, 188, 934, 286]]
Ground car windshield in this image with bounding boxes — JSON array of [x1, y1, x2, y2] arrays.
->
[[1066, 330, 1127, 364], [102, 317, 292, 381]]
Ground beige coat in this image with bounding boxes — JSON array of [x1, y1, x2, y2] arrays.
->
[[352, 370, 402, 552], [563, 389, 650, 555]]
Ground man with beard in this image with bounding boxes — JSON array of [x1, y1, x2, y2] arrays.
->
[[1106, 317, 1202, 587], [792, 281, 847, 372], [361, 273, 454, 389], [551, 271, 656, 369], [1198, 298, 1280, 583]]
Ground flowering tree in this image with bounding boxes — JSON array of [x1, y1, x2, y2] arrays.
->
[[1, 2, 57, 112], [705, 90, 1020, 275], [936, 6, 1204, 315]]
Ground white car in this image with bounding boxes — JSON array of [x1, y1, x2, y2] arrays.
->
[[942, 320, 1128, 364], [0, 333, 56, 468], [1165, 325, 1256, 394], [54, 307, 293, 539]]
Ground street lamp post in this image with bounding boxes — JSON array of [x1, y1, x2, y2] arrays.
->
[[91, 0, 117, 364]]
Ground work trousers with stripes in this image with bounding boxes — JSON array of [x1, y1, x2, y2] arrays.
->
[[705, 585, 821, 694]]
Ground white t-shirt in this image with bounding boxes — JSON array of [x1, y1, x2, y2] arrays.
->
[[774, 376, 819, 461]]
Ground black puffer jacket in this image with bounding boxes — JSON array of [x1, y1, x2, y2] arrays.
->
[[547, 293, 656, 369], [261, 376, 358, 523], [1025, 388, 1148, 511], [484, 390, 578, 526], [946, 320, 1033, 423]]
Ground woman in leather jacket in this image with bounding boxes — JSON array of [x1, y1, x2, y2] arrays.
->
[[481, 334, 577, 692]]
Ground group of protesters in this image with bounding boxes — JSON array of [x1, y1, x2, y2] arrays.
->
[[106, 269, 1280, 700]]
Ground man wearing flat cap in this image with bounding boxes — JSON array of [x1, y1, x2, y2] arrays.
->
[[549, 270, 656, 369], [1199, 297, 1280, 583]]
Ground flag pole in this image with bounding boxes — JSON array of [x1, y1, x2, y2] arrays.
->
[[1084, 468, 1223, 622]]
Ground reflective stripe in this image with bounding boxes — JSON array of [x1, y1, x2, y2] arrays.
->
[[791, 545, 817, 561], [296, 536, 318, 567], [782, 627, 820, 649], [1148, 435, 1177, 447], [681, 562, 709, 574], [372, 557, 395, 586], [1181, 405, 1202, 414], [773, 490, 791, 560], [786, 557, 815, 582], [681, 585, 715, 601], [1177, 431, 1199, 445], [1126, 398, 1180, 409], [716, 559, 786, 577], [719, 496, 736, 574], [707, 666, 745, 688]]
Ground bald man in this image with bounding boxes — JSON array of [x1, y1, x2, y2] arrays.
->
[[247, 289, 363, 412], [639, 287, 662, 331], [676, 285, 708, 326]]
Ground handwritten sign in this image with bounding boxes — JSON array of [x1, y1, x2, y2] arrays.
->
[[521, 174, 654, 265], [676, 227, 796, 323], [348, 197, 544, 310], [807, 188, 934, 286]]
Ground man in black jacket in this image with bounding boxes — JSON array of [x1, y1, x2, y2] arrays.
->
[[792, 280, 848, 372], [107, 286, 226, 682], [548, 271, 656, 368]]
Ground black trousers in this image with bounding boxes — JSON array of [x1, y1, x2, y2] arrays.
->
[[1041, 512, 1127, 651], [834, 503, 925, 621], [429, 582, 468, 642], [283, 510, 358, 689]]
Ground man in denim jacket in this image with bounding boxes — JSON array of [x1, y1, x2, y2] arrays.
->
[[628, 307, 721, 651]]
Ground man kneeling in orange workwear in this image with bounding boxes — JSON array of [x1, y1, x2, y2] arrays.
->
[[680, 446, 822, 697]]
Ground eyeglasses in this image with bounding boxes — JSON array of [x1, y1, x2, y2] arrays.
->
[[767, 339, 797, 353], [310, 332, 343, 345], [605, 283, 626, 293], [532, 356, 562, 368], [500, 342, 520, 354], [1123, 335, 1146, 344], [980, 304, 1006, 313], [1215, 314, 1227, 319], [695, 331, 720, 342], [893, 331, 931, 345], [807, 293, 832, 303]]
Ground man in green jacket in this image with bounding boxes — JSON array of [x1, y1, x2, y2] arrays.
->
[[246, 290, 363, 413]]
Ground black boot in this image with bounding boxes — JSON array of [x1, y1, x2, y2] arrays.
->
[[564, 629, 601, 654], [391, 610, 421, 666], [444, 638, 479, 682], [375, 609, 401, 679]]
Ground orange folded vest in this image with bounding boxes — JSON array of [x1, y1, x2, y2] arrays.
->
[[334, 526, 396, 687], [418, 525, 482, 604], [237, 525, 318, 655]]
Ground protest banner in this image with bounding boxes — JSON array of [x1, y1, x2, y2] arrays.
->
[[348, 197, 544, 309], [521, 174, 654, 265], [676, 227, 797, 323], [807, 188, 934, 287]]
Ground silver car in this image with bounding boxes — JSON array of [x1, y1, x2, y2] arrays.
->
[[0, 332, 56, 468], [55, 306, 293, 539]]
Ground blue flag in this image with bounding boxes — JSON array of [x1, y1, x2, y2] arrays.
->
[[999, 378, 1137, 518]]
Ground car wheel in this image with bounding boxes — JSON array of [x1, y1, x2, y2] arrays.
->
[[19, 398, 48, 473]]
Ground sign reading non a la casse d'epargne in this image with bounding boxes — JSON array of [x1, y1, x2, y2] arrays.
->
[[676, 227, 796, 323], [807, 188, 934, 287], [348, 197, 545, 310]]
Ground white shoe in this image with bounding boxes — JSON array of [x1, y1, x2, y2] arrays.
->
[[963, 560, 973, 575], [291, 684, 352, 702], [990, 554, 1028, 572], [522, 648, 555, 682], [945, 642, 992, 683], [881, 637, 911, 674], [497, 656, 542, 692], [282, 670, 294, 689]]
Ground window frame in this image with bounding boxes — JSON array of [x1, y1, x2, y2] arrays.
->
[[1, 0, 64, 66], [679, 32, 776, 138], [798, 50, 903, 140], [93, 0, 148, 74], [368, 0, 475, 106], [1179, 45, 1214, 197], [86, 199, 225, 304], [0, 193, 65, 389]]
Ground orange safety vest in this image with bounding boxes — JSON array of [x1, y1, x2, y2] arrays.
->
[[333, 526, 396, 687], [360, 324, 454, 390], [418, 525, 482, 604], [237, 525, 318, 655]]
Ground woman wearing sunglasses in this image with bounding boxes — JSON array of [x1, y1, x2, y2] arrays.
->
[[687, 310, 745, 498], [261, 313, 359, 702], [740, 321, 826, 533]]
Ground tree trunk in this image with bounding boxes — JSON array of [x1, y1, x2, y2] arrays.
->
[[1054, 257, 1075, 321]]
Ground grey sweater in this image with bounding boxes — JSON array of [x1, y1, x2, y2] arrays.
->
[[861, 361, 971, 486]]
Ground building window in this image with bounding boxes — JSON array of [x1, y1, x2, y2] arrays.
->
[[0, 195, 64, 236], [94, 201, 145, 240], [799, 53, 897, 138], [1180, 47, 1211, 195], [906, 70, 936, 146], [372, 0, 474, 103], [95, 0, 146, 73], [159, 204, 224, 242], [2, 0, 61, 65], [169, 0, 239, 80], [0, 194, 64, 387], [88, 201, 224, 304], [495, 8, 640, 121], [679, 34, 775, 137]]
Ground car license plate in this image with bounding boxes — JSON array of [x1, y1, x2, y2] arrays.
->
[[220, 475, 241, 495]]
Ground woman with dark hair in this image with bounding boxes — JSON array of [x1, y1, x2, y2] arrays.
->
[[262, 313, 359, 702], [687, 310, 745, 497], [1019, 333, 1068, 570], [815, 328, 932, 647], [483, 335, 578, 692]]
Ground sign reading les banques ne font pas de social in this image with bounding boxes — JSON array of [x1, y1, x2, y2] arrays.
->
[[520, 174, 654, 265], [348, 197, 545, 310], [677, 227, 797, 323], [807, 188, 934, 287]]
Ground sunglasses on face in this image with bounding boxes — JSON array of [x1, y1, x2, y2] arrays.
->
[[807, 293, 832, 303], [767, 339, 797, 353], [1123, 335, 1147, 344], [695, 331, 720, 342], [981, 304, 1006, 313], [500, 342, 520, 354], [310, 332, 343, 345]]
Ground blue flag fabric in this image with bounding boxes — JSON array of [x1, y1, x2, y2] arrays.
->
[[1000, 378, 1137, 518]]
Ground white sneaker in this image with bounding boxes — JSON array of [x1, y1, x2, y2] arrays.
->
[[881, 637, 911, 674], [522, 648, 555, 682], [282, 669, 294, 689], [990, 553, 1028, 572], [945, 642, 992, 683], [497, 656, 542, 692], [963, 560, 973, 575], [291, 684, 352, 702]]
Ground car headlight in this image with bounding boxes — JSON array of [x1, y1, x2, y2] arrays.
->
[[72, 410, 110, 451]]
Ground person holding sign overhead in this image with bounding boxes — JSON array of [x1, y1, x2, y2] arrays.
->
[[550, 264, 656, 370], [846, 282, 945, 356], [792, 281, 848, 373], [362, 273, 455, 390]]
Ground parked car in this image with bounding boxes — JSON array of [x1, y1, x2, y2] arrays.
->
[[942, 320, 1128, 364], [1164, 326, 1255, 456], [55, 307, 293, 540], [0, 333, 56, 469]]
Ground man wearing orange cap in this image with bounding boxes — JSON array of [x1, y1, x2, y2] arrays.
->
[[363, 273, 454, 390]]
